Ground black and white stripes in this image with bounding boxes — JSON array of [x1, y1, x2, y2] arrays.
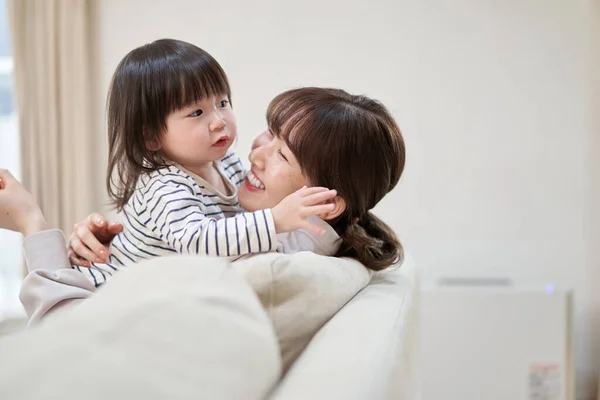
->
[[74, 151, 277, 287]]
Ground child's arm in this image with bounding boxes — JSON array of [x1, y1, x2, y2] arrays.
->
[[143, 179, 336, 258], [20, 229, 97, 324], [146, 181, 276, 256]]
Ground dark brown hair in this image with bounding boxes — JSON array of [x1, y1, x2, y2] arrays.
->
[[267, 88, 406, 271], [106, 39, 231, 210]]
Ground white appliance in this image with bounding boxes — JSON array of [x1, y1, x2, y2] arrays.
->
[[421, 278, 573, 400]]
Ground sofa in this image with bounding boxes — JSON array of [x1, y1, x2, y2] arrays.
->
[[0, 252, 419, 400]]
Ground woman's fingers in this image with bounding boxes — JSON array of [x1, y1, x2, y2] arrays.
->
[[75, 225, 109, 261], [107, 221, 124, 235], [69, 237, 101, 264], [67, 249, 91, 268], [89, 212, 107, 226], [0, 169, 17, 186]]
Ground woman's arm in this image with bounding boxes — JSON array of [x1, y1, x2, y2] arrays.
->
[[0, 169, 47, 236], [20, 230, 97, 323], [0, 169, 96, 323]]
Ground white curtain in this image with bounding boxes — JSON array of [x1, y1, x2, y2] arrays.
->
[[7, 0, 99, 236]]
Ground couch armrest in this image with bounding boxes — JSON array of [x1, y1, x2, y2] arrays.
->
[[270, 253, 420, 400]]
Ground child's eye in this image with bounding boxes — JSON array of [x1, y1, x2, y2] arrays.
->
[[219, 100, 229, 108], [189, 109, 203, 117]]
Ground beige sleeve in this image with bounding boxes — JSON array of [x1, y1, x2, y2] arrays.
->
[[19, 229, 96, 324]]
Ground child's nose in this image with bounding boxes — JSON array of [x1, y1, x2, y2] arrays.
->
[[210, 115, 226, 131]]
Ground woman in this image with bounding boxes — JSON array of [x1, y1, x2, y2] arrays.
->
[[4, 87, 405, 322]]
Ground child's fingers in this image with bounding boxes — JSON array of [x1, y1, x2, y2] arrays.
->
[[304, 203, 336, 217], [303, 189, 337, 205], [296, 186, 330, 196]]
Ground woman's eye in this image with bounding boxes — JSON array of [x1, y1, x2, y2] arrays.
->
[[219, 100, 229, 108], [278, 149, 289, 162], [190, 109, 203, 117]]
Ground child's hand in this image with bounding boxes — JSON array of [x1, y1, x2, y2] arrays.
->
[[271, 186, 337, 235], [0, 169, 47, 236]]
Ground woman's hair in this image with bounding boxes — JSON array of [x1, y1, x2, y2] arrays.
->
[[267, 88, 406, 271], [106, 39, 231, 211]]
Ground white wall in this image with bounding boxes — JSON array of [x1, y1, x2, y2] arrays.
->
[[98, 0, 599, 397]]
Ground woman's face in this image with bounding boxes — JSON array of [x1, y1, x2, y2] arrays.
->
[[238, 130, 310, 211]]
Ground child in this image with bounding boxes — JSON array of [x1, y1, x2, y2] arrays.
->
[[80, 39, 336, 286]]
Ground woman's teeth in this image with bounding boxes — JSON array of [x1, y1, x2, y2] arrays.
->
[[247, 171, 265, 189]]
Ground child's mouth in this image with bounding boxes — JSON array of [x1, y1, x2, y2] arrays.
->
[[213, 136, 229, 147]]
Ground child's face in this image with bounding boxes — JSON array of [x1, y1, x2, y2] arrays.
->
[[157, 95, 236, 171], [238, 130, 309, 212]]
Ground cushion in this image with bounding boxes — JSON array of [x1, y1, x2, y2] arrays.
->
[[0, 257, 281, 400], [232, 251, 373, 371]]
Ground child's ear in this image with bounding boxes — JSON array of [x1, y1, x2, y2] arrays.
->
[[320, 196, 346, 221], [144, 131, 161, 152]]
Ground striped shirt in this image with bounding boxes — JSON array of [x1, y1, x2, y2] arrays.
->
[[77, 151, 278, 286]]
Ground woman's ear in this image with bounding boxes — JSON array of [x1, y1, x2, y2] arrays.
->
[[321, 195, 346, 221]]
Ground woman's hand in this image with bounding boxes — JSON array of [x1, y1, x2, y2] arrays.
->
[[0, 169, 47, 236], [67, 213, 123, 267]]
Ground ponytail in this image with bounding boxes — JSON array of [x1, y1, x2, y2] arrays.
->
[[334, 212, 403, 271]]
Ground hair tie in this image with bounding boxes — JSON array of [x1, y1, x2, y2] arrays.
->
[[351, 217, 359, 225]]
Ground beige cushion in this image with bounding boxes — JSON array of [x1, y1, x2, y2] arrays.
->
[[232, 251, 373, 371], [0, 257, 281, 400]]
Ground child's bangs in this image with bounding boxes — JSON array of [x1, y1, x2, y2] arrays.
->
[[165, 55, 231, 112]]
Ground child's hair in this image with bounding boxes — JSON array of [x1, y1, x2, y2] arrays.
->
[[106, 39, 231, 211], [266, 88, 406, 271]]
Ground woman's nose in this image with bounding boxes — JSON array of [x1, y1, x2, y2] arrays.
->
[[251, 131, 273, 150], [249, 146, 266, 170]]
